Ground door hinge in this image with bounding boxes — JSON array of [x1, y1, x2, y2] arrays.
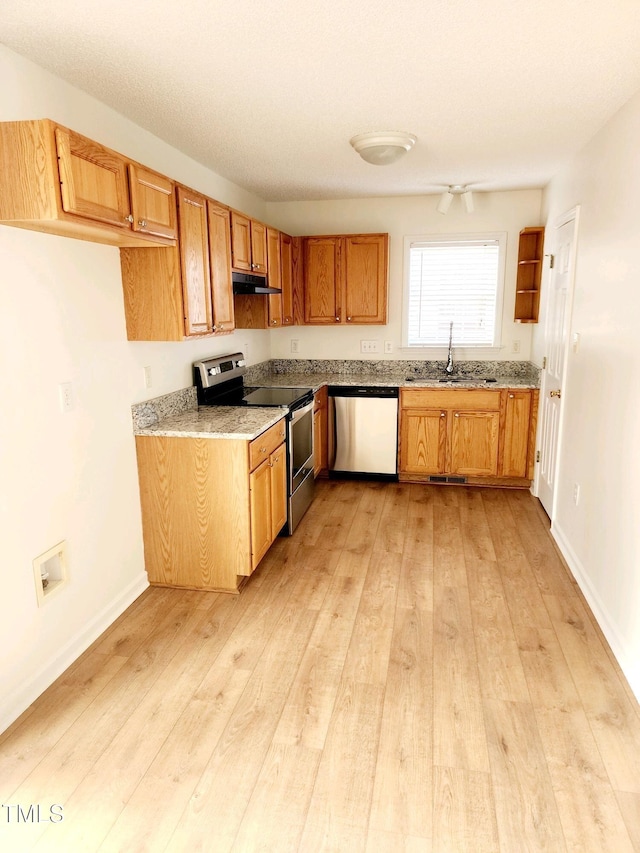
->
[[547, 254, 555, 268], [536, 450, 541, 463], [542, 356, 547, 369]]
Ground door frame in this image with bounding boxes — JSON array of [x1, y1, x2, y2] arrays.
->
[[532, 205, 581, 518]]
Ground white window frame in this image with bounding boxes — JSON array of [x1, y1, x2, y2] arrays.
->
[[402, 232, 507, 353]]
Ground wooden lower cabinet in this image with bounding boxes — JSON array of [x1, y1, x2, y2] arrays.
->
[[313, 386, 328, 476], [399, 388, 538, 486], [135, 418, 287, 593]]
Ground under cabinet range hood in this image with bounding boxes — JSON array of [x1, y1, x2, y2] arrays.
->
[[232, 271, 282, 295]]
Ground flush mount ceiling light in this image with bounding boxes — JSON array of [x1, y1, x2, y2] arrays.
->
[[437, 185, 474, 215], [349, 131, 416, 166]]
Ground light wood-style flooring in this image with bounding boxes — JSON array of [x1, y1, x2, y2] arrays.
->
[[2, 481, 640, 852]]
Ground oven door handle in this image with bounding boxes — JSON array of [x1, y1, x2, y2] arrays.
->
[[289, 399, 314, 422]]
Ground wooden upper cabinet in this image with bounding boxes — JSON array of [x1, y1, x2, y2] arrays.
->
[[55, 126, 131, 228], [251, 220, 267, 273], [0, 119, 175, 247], [177, 186, 213, 336], [303, 236, 342, 324], [128, 164, 177, 240], [302, 233, 388, 325], [280, 232, 295, 326], [121, 189, 234, 341], [230, 211, 268, 274], [343, 234, 388, 324], [230, 211, 252, 271], [267, 228, 283, 327], [207, 202, 234, 333]]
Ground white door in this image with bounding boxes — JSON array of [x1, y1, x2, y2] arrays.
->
[[535, 207, 580, 517]]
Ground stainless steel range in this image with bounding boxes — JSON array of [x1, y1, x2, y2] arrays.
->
[[193, 353, 315, 534]]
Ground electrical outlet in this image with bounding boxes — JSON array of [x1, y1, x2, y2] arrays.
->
[[512, 340, 521, 354], [573, 483, 581, 506], [143, 365, 153, 389], [58, 382, 74, 413], [384, 341, 393, 354], [291, 339, 300, 354], [360, 340, 380, 354]]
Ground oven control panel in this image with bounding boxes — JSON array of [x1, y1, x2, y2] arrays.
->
[[193, 352, 246, 389]]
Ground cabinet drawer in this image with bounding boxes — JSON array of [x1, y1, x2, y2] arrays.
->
[[249, 419, 286, 471], [400, 388, 501, 411]]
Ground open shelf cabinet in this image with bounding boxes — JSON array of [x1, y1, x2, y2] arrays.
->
[[514, 226, 545, 323]]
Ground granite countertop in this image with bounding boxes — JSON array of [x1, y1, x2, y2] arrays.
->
[[246, 358, 540, 391], [134, 406, 285, 440], [131, 359, 540, 440], [248, 370, 539, 391], [132, 387, 286, 440]]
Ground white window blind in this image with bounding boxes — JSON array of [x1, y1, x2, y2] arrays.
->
[[406, 236, 502, 347]]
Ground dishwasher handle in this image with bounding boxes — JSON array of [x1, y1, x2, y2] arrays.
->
[[327, 385, 399, 398]]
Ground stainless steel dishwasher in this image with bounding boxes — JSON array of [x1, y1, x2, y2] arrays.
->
[[327, 386, 399, 479]]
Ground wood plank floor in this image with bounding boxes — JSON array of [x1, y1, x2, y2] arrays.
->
[[2, 481, 640, 852]]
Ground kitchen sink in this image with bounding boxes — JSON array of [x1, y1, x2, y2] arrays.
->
[[405, 376, 498, 383]]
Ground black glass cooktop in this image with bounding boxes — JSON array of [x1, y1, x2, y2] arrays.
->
[[241, 387, 313, 408]]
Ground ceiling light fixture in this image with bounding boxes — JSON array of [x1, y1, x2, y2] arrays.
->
[[437, 185, 474, 215], [349, 131, 416, 166]]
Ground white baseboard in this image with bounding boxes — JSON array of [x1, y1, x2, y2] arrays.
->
[[0, 573, 149, 735], [551, 521, 640, 703]]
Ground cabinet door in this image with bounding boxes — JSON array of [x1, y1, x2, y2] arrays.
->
[[269, 445, 287, 538], [267, 227, 283, 327], [450, 410, 500, 476], [231, 211, 252, 271], [177, 186, 213, 337], [303, 237, 342, 324], [280, 232, 295, 325], [250, 457, 272, 571], [55, 127, 131, 228], [129, 164, 177, 239], [399, 408, 447, 475], [207, 201, 235, 333], [250, 220, 268, 273], [313, 387, 328, 476], [501, 390, 532, 478], [343, 234, 388, 324]]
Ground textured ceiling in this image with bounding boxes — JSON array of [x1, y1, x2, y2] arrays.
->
[[2, 0, 640, 201]]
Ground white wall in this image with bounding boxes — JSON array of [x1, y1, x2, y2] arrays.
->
[[0, 45, 272, 733], [533, 87, 640, 698], [266, 191, 542, 362]]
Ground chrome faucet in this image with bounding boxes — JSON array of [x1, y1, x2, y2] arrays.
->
[[445, 321, 454, 374]]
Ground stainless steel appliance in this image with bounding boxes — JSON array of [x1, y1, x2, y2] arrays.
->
[[193, 353, 315, 534], [328, 385, 399, 479]]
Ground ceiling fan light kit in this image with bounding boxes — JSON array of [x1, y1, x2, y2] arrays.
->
[[437, 184, 474, 214], [349, 131, 416, 166]]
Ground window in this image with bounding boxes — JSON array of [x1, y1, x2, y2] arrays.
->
[[404, 233, 506, 348]]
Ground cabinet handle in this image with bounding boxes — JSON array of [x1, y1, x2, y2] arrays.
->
[[138, 219, 147, 228], [124, 214, 134, 223], [440, 412, 446, 418], [454, 412, 460, 418], [335, 316, 341, 322], [260, 446, 267, 453], [509, 393, 515, 398], [347, 316, 352, 321]]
